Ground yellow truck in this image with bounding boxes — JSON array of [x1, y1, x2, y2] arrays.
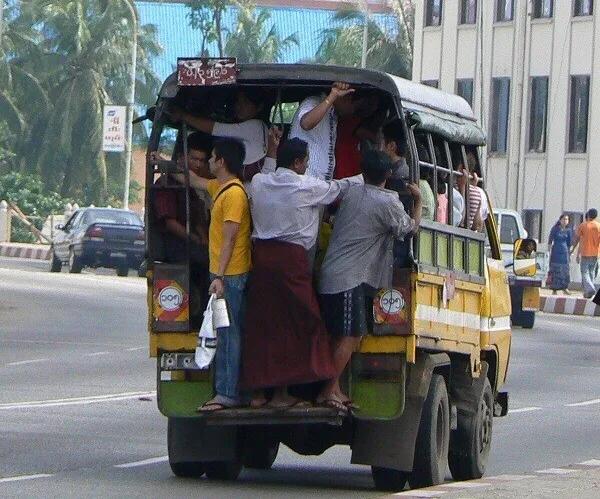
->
[[143, 62, 514, 492]]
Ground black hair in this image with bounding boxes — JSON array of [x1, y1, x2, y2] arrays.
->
[[277, 138, 308, 170], [175, 132, 212, 155], [587, 208, 598, 220], [361, 149, 393, 184], [238, 87, 269, 107], [213, 137, 245, 177], [382, 120, 407, 156]]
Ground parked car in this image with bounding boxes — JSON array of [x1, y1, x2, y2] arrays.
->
[[49, 207, 145, 276]]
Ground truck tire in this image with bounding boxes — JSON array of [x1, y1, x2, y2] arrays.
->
[[371, 466, 409, 492], [167, 418, 205, 478], [68, 248, 82, 273], [242, 432, 279, 470], [49, 250, 62, 272], [449, 377, 493, 481], [409, 374, 450, 489], [204, 460, 243, 481]]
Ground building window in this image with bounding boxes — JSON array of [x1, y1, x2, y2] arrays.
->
[[460, 0, 477, 24], [495, 0, 514, 22], [422, 79, 439, 88], [522, 209, 543, 241], [533, 0, 553, 18], [490, 78, 511, 153], [568, 75, 590, 153], [425, 0, 443, 27], [573, 0, 593, 16], [528, 77, 549, 153], [456, 79, 474, 106]]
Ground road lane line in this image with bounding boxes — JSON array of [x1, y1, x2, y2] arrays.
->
[[126, 347, 146, 352], [115, 456, 169, 468], [508, 406, 542, 413], [441, 481, 488, 488], [393, 490, 447, 497], [6, 358, 49, 366], [0, 474, 53, 484], [566, 398, 600, 407], [485, 474, 531, 481], [0, 391, 156, 410], [579, 459, 600, 466], [85, 351, 111, 357], [535, 468, 577, 475]]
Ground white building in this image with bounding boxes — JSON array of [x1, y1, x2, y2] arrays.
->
[[412, 0, 598, 241]]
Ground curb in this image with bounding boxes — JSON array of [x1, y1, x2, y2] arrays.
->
[[540, 295, 600, 317], [381, 459, 600, 498], [0, 243, 51, 261]]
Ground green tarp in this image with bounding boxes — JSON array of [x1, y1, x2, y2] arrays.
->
[[406, 108, 487, 146]]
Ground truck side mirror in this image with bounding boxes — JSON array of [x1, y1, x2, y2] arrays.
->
[[513, 238, 537, 276]]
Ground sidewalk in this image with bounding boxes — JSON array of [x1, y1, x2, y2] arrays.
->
[[384, 459, 600, 498], [539, 288, 600, 317], [0, 242, 50, 260]]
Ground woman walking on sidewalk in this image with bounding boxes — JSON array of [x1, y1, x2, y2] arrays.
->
[[547, 214, 573, 295]]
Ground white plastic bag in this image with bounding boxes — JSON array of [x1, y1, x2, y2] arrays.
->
[[195, 294, 217, 369]]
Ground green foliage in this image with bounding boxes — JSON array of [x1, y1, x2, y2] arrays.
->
[[187, 0, 232, 56], [0, 172, 70, 243], [316, 9, 412, 78]]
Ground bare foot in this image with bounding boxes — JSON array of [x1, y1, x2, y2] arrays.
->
[[250, 392, 268, 408]]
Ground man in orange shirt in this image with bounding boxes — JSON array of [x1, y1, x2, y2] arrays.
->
[[572, 209, 600, 298]]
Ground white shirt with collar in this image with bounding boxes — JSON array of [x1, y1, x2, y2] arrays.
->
[[248, 168, 362, 250]]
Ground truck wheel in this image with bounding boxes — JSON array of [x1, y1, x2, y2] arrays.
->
[[204, 460, 243, 481], [242, 432, 279, 470], [49, 250, 62, 272], [409, 374, 450, 489], [68, 248, 82, 273], [116, 265, 129, 277], [371, 466, 409, 492], [449, 378, 493, 481], [167, 418, 205, 478]]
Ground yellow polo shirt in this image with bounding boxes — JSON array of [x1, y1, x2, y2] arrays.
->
[[206, 178, 252, 275]]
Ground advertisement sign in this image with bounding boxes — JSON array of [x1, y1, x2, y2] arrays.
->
[[102, 105, 126, 152], [177, 58, 237, 86]]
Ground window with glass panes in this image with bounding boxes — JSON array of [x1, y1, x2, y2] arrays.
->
[[528, 77, 549, 153], [573, 0, 593, 16], [532, 0, 553, 18], [490, 78, 511, 153], [460, 0, 477, 24], [422, 80, 439, 88], [568, 75, 590, 153], [496, 0, 514, 22], [456, 79, 474, 107], [425, 0, 443, 26]]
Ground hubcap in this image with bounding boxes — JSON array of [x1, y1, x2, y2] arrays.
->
[[478, 398, 492, 453]]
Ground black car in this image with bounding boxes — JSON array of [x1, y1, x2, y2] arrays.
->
[[50, 207, 145, 276]]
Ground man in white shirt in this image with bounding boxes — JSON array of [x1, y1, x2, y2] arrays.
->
[[241, 138, 362, 409], [168, 88, 276, 179], [289, 82, 373, 181]]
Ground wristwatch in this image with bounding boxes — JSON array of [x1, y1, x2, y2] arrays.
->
[[214, 275, 225, 282]]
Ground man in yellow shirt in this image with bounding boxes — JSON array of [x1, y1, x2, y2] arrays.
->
[[572, 208, 600, 298], [185, 137, 251, 411]]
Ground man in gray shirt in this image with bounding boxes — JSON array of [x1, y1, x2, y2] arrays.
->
[[317, 150, 422, 410]]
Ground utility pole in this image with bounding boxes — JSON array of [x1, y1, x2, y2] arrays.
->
[[122, 0, 137, 210], [361, 11, 369, 68]]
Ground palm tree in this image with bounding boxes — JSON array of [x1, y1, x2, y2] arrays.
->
[[316, 9, 412, 78], [2, 0, 162, 205], [225, 5, 299, 64], [187, 0, 232, 57]]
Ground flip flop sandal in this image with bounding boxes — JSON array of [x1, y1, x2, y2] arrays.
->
[[266, 399, 311, 410], [343, 400, 360, 410], [318, 399, 349, 413], [197, 402, 230, 413]]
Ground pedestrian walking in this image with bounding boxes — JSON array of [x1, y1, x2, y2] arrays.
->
[[547, 214, 573, 295], [571, 209, 600, 299]]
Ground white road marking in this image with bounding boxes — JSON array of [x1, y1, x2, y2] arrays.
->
[[6, 358, 49, 366], [441, 481, 488, 488], [126, 347, 146, 352], [485, 474, 531, 481], [115, 456, 169, 468], [394, 490, 446, 497], [509, 406, 542, 413], [85, 351, 110, 357], [566, 398, 600, 407], [579, 459, 600, 466], [0, 474, 53, 484], [535, 468, 577, 475], [0, 391, 156, 410]]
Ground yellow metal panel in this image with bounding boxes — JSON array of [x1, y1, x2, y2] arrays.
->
[[359, 336, 407, 353], [482, 259, 511, 318], [149, 333, 196, 357], [483, 330, 512, 387], [522, 286, 540, 312]]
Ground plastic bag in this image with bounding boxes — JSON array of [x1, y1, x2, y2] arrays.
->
[[195, 294, 217, 369]]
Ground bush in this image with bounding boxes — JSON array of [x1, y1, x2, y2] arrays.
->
[[0, 172, 71, 243]]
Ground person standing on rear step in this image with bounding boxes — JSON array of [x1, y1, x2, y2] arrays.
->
[[318, 150, 422, 411], [178, 137, 252, 411]]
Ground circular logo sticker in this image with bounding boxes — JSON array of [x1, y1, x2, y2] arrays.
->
[[158, 286, 183, 311], [379, 289, 405, 315]]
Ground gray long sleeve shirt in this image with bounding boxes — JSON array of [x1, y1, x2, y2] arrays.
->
[[318, 184, 415, 294]]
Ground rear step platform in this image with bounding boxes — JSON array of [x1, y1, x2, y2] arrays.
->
[[197, 406, 348, 426]]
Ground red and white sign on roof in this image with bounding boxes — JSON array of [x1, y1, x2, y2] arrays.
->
[[177, 58, 237, 87]]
